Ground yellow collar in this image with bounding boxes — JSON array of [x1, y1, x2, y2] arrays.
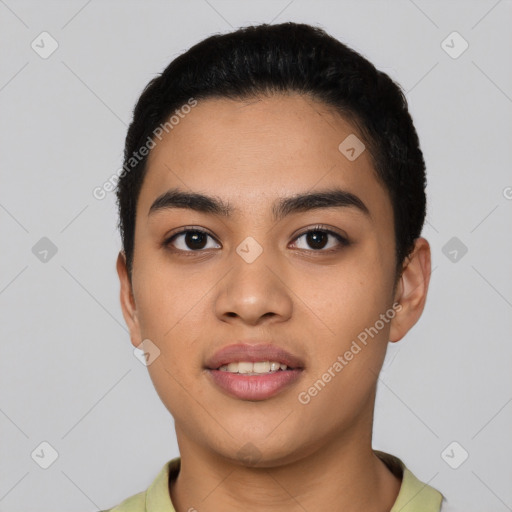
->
[[107, 452, 443, 511]]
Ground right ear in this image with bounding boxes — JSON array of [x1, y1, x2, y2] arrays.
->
[[116, 251, 142, 348]]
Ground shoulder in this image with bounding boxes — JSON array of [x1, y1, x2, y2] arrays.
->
[[100, 457, 181, 512], [375, 450, 444, 512], [101, 490, 146, 512]]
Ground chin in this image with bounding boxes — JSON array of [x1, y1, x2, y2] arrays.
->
[[213, 434, 309, 469]]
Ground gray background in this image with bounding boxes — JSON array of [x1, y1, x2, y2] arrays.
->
[[1, 0, 511, 510]]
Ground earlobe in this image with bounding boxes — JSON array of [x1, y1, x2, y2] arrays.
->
[[116, 251, 142, 348], [389, 237, 431, 343]]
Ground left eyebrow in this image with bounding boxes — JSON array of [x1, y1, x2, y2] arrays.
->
[[147, 187, 371, 221], [272, 189, 371, 222]]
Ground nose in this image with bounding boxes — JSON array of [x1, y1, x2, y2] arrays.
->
[[214, 246, 293, 326]]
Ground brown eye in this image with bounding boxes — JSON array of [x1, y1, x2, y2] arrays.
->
[[291, 227, 349, 251], [305, 231, 329, 249], [185, 231, 208, 249], [166, 229, 220, 251]]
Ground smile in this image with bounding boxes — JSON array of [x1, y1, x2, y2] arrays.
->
[[205, 342, 305, 401], [217, 361, 289, 374]]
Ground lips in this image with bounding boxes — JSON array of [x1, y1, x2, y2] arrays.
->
[[205, 343, 305, 370], [205, 343, 305, 401]]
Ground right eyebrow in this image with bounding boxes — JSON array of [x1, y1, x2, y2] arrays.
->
[[148, 189, 233, 218]]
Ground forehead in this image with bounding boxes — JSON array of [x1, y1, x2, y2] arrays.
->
[[139, 94, 392, 223]]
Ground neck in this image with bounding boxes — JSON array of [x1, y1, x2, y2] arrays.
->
[[169, 424, 401, 512]]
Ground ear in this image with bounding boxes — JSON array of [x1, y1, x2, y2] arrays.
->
[[116, 251, 142, 348], [389, 237, 431, 343]]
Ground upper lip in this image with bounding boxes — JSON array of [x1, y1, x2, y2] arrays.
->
[[205, 343, 305, 370]]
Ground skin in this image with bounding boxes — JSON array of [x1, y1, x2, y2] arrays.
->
[[116, 93, 431, 512]]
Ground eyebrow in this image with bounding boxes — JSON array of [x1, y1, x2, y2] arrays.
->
[[148, 187, 371, 221]]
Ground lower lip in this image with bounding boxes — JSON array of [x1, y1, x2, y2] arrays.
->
[[207, 369, 303, 401]]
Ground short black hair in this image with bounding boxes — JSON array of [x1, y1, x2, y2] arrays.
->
[[116, 22, 426, 283]]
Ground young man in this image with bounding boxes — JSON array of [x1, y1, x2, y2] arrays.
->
[[110, 22, 444, 511]]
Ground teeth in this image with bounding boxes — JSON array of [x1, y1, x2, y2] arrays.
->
[[218, 361, 289, 374], [227, 362, 239, 372], [238, 362, 253, 374], [253, 361, 270, 373]]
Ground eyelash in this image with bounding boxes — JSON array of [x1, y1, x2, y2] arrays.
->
[[163, 225, 350, 254]]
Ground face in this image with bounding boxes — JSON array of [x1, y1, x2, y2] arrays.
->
[[117, 94, 430, 466]]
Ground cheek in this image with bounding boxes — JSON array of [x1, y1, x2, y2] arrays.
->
[[289, 254, 393, 405], [292, 256, 393, 343], [132, 252, 209, 341]]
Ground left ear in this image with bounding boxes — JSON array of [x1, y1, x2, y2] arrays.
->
[[389, 237, 431, 343]]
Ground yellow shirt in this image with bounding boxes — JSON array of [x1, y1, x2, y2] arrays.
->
[[102, 451, 443, 511]]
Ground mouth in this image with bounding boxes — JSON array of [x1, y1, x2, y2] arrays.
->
[[205, 343, 304, 401], [217, 361, 292, 374]]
